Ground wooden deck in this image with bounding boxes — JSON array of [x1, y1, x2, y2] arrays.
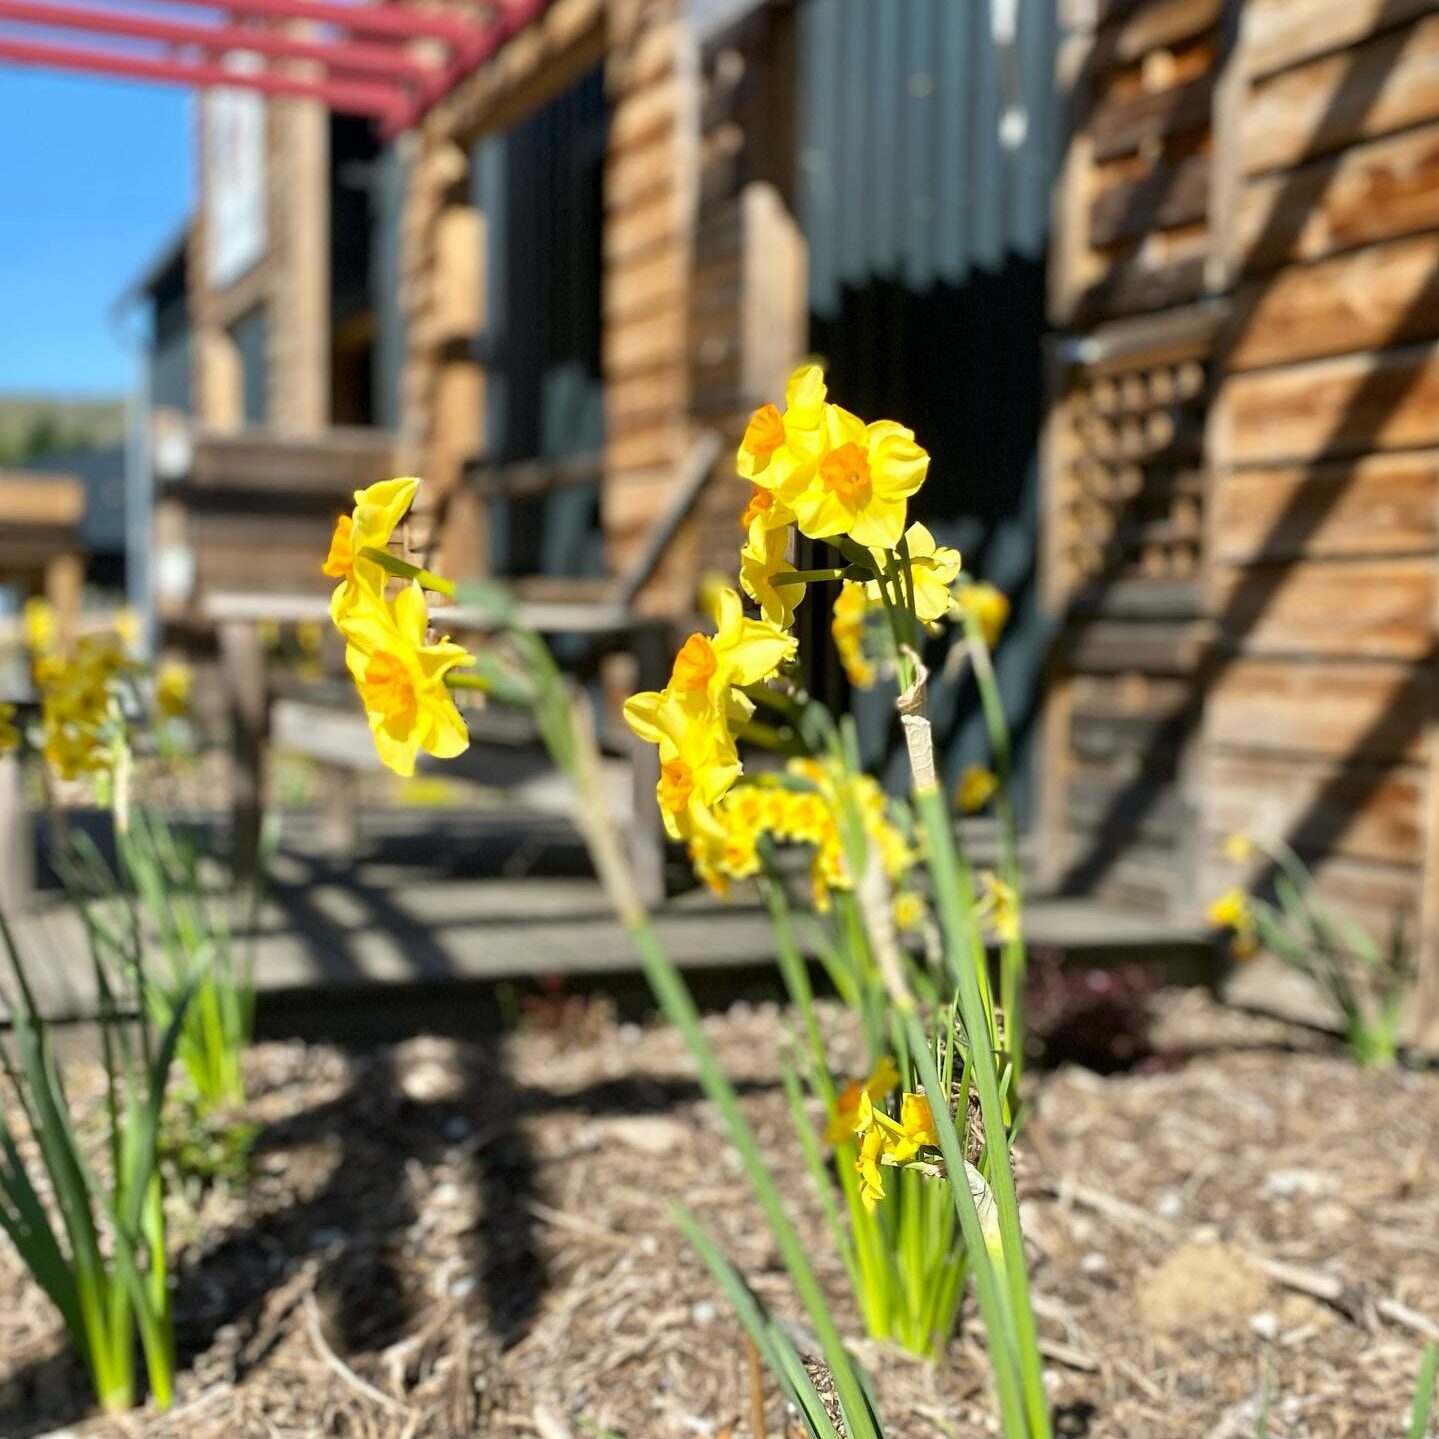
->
[[5, 808, 1216, 1038]]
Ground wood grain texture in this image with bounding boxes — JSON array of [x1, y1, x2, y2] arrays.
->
[[1205, 751, 1425, 866], [1206, 656, 1433, 763], [1229, 232, 1439, 372], [1238, 120, 1439, 272], [1210, 557, 1435, 660], [1242, 14, 1439, 176], [1221, 342, 1439, 464], [1243, 0, 1434, 79], [1211, 452, 1439, 563]]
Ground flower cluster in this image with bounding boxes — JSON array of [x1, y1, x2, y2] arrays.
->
[[848, 1073, 941, 1213], [623, 588, 796, 842], [324, 478, 475, 778], [628, 364, 973, 862], [686, 756, 921, 914]]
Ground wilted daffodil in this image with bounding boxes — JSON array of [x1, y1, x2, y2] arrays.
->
[[340, 583, 473, 779], [977, 870, 1020, 944], [325, 476, 421, 620], [868, 523, 961, 623], [850, 1088, 942, 1212]]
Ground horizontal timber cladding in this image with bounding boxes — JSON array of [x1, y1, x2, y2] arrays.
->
[[1049, 0, 1439, 986], [1201, 0, 1439, 1013]]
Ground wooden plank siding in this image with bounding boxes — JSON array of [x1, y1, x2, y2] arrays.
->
[[1050, 0, 1439, 1011], [1196, 2, 1439, 1028]]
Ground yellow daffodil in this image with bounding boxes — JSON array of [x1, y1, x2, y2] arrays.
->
[[785, 404, 929, 550], [739, 517, 804, 629], [339, 582, 473, 778], [951, 580, 1010, 647], [894, 889, 926, 934], [22, 597, 56, 656], [978, 870, 1020, 944], [739, 483, 793, 531], [831, 581, 878, 689], [868, 523, 961, 622], [623, 688, 740, 842], [889, 1093, 940, 1163], [0, 702, 20, 754], [824, 1056, 900, 1144], [1207, 888, 1251, 931], [739, 365, 828, 486], [155, 661, 192, 719], [325, 476, 420, 620], [667, 588, 796, 711], [855, 1125, 888, 1212], [1223, 832, 1255, 864], [957, 765, 998, 814]]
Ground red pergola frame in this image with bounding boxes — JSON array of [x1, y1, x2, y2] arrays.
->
[[0, 0, 549, 135]]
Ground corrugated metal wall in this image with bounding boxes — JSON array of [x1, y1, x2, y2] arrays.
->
[[795, 0, 1059, 810]]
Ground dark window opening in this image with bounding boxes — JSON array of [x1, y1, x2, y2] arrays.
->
[[330, 114, 383, 426], [230, 305, 267, 426]]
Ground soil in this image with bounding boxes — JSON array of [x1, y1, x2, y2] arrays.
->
[[2, 989, 1436, 1439]]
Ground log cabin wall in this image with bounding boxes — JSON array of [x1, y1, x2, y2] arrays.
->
[[1044, 0, 1228, 912], [1050, 0, 1439, 1022], [1204, 0, 1439, 1029]]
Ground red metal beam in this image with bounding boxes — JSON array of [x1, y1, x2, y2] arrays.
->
[[0, 0, 435, 83], [0, 32, 408, 121], [137, 0, 492, 56]]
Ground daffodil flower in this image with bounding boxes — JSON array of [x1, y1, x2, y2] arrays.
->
[[623, 689, 740, 842], [667, 588, 796, 711], [339, 582, 473, 778], [855, 1125, 888, 1212], [825, 1057, 900, 1144], [830, 581, 878, 689], [950, 579, 1010, 647], [957, 765, 998, 814], [868, 523, 961, 622], [977, 870, 1020, 945], [785, 405, 929, 550], [738, 365, 828, 486], [325, 476, 420, 621], [155, 662, 192, 719], [740, 518, 805, 629]]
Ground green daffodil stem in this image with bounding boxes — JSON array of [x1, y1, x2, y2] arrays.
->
[[444, 672, 493, 693], [770, 565, 869, 587], [358, 546, 457, 599]]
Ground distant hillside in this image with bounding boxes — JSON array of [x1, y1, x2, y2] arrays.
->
[[0, 394, 126, 465]]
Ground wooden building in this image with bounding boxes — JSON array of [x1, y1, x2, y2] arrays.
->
[[127, 0, 1438, 1020]]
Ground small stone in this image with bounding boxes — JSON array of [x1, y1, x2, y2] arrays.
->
[[692, 1300, 718, 1325], [1155, 1189, 1184, 1219], [1250, 1310, 1278, 1341], [1080, 1251, 1107, 1275]]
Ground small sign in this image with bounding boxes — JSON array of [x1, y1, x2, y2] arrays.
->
[[205, 52, 267, 289]]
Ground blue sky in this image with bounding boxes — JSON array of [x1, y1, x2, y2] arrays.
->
[[0, 69, 191, 396]]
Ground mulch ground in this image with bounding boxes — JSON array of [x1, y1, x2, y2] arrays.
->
[[2, 989, 1436, 1439]]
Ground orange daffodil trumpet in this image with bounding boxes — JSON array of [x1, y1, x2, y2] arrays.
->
[[324, 478, 478, 779]]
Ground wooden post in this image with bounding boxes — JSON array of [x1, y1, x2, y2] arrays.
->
[[0, 754, 34, 913], [218, 619, 269, 881], [44, 551, 84, 646]]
